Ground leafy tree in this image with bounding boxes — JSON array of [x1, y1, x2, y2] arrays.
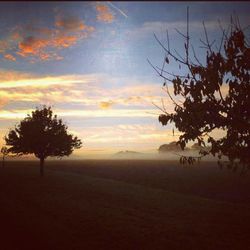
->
[[5, 106, 82, 176], [150, 12, 250, 171], [1, 146, 8, 167], [158, 141, 182, 153]]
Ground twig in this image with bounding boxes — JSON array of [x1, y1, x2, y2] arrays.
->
[[161, 53, 167, 76], [218, 20, 230, 41], [174, 49, 186, 62], [161, 98, 167, 112], [186, 6, 190, 64], [162, 85, 183, 108], [218, 19, 226, 53], [191, 45, 203, 66], [147, 58, 172, 82], [152, 101, 169, 115], [156, 66, 192, 79], [166, 29, 170, 52], [154, 33, 188, 65], [175, 28, 187, 39], [203, 21, 212, 54]]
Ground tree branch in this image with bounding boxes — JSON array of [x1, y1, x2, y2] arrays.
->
[[147, 58, 172, 82], [154, 33, 188, 65], [162, 85, 183, 108], [202, 21, 213, 54], [152, 101, 170, 115]]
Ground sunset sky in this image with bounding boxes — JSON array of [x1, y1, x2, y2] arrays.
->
[[0, 1, 249, 158]]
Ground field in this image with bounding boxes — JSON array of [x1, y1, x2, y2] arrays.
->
[[0, 160, 250, 250]]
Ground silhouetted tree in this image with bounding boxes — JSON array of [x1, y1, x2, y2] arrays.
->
[[190, 143, 204, 151], [5, 106, 82, 176], [158, 141, 182, 153], [149, 11, 250, 170], [1, 146, 8, 167]]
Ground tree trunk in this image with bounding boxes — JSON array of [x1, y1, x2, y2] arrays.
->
[[40, 158, 45, 176], [2, 156, 4, 167]]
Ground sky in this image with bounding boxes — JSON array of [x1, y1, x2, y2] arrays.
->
[[0, 1, 249, 158]]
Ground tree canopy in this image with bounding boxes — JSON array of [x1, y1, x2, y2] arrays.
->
[[158, 141, 182, 153], [5, 106, 82, 175], [151, 13, 250, 170]]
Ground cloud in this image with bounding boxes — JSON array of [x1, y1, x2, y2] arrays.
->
[[17, 36, 50, 59], [0, 71, 226, 119], [0, 27, 22, 54], [0, 71, 96, 106], [57, 109, 157, 118], [0, 77, 180, 152], [4, 54, 16, 61], [53, 34, 78, 48], [0, 71, 174, 116], [16, 16, 95, 61], [55, 16, 91, 32], [0, 14, 95, 62], [0, 69, 37, 82], [0, 40, 10, 53], [96, 4, 115, 23], [0, 71, 95, 89], [0, 108, 157, 120], [126, 20, 229, 41], [99, 101, 114, 109], [26, 26, 54, 37], [0, 72, 98, 111]]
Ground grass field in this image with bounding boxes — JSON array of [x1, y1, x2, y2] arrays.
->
[[0, 160, 250, 250]]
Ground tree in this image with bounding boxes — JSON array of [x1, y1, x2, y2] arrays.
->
[[190, 143, 204, 151], [150, 11, 250, 170], [5, 106, 82, 176], [1, 146, 8, 167], [158, 141, 182, 153]]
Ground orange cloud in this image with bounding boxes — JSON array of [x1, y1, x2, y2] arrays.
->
[[26, 27, 53, 37], [0, 69, 36, 82], [0, 12, 99, 62], [0, 71, 171, 119], [4, 54, 16, 61], [17, 36, 49, 58], [0, 14, 93, 62], [52, 34, 78, 48], [96, 4, 115, 23], [0, 26, 23, 55], [0, 40, 9, 53], [16, 16, 95, 61], [99, 101, 114, 109], [55, 16, 88, 31]]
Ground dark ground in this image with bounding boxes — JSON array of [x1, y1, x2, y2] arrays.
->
[[0, 160, 250, 250]]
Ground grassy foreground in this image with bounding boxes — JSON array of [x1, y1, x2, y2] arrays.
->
[[0, 160, 250, 250]]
